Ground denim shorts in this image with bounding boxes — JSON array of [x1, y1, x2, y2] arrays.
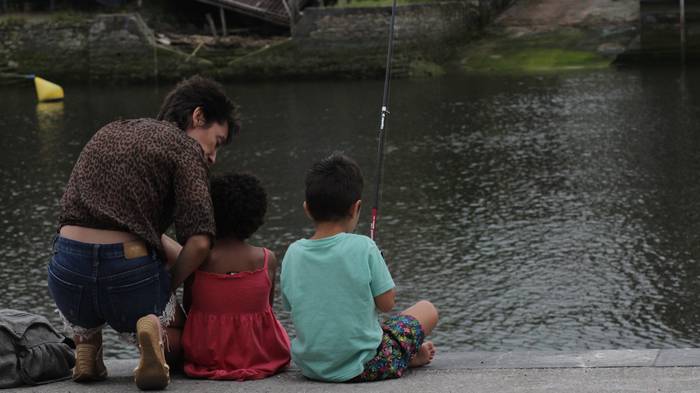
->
[[47, 236, 173, 336]]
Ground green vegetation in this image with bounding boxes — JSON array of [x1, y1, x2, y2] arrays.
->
[[222, 41, 452, 79], [223, 40, 389, 79], [0, 11, 89, 26], [0, 17, 23, 28], [45, 11, 89, 24], [459, 29, 612, 73], [408, 59, 445, 77], [462, 48, 609, 72]]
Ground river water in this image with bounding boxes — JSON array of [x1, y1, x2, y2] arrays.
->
[[2, 68, 700, 358]]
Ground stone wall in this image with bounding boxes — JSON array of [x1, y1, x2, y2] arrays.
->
[[293, 1, 480, 47], [292, 0, 515, 49], [0, 13, 209, 82], [0, 14, 90, 79]]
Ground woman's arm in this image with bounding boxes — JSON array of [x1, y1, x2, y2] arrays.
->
[[160, 234, 182, 270]]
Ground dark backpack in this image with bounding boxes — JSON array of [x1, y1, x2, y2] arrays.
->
[[0, 309, 75, 388]]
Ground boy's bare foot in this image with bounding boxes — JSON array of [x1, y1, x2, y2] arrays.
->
[[409, 341, 436, 368]]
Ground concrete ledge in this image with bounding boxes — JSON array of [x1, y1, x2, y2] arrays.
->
[[7, 349, 700, 392], [431, 349, 660, 369]]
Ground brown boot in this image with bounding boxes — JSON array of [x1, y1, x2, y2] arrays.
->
[[72, 344, 108, 382], [134, 315, 170, 390]]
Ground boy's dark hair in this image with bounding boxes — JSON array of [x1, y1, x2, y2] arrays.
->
[[211, 173, 267, 241], [157, 75, 240, 142], [305, 153, 363, 222]]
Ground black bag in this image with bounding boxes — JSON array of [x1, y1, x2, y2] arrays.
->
[[0, 309, 75, 388]]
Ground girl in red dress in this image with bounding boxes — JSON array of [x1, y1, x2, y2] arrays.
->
[[171, 173, 290, 381]]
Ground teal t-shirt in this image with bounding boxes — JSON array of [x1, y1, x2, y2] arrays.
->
[[281, 232, 395, 382]]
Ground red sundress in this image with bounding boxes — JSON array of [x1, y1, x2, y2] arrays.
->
[[182, 248, 291, 380]]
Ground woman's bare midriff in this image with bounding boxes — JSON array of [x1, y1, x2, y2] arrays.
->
[[59, 225, 138, 244]]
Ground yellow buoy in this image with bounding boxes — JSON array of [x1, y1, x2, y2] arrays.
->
[[34, 76, 64, 102]]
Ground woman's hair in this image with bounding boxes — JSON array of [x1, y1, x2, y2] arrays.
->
[[305, 153, 363, 222], [157, 75, 240, 141], [210, 173, 267, 240]]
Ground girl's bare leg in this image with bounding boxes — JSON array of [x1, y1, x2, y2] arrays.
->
[[159, 234, 186, 367], [400, 300, 438, 367], [164, 302, 186, 368]]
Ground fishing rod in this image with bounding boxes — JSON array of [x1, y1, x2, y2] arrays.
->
[[369, 0, 398, 242]]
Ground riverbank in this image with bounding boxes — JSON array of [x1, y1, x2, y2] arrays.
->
[[456, 0, 640, 73], [7, 349, 700, 392], [0, 1, 497, 82], [2, 0, 661, 82]]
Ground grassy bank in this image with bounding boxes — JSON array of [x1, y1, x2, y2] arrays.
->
[[458, 28, 613, 73]]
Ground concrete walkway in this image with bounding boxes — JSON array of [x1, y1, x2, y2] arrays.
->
[[7, 349, 700, 392]]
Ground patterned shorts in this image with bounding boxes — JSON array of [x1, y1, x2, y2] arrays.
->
[[351, 314, 425, 382]]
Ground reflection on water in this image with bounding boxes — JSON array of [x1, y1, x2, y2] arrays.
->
[[2, 68, 700, 358], [36, 101, 64, 128], [36, 101, 65, 160]]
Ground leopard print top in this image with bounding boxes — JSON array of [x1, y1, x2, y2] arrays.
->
[[59, 118, 216, 255]]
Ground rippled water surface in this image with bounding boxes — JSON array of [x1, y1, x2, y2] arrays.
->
[[3, 68, 700, 358]]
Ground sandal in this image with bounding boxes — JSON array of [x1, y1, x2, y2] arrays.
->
[[134, 315, 170, 390], [72, 343, 108, 382]]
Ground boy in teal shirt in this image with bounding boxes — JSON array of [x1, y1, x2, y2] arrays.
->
[[281, 153, 438, 382]]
